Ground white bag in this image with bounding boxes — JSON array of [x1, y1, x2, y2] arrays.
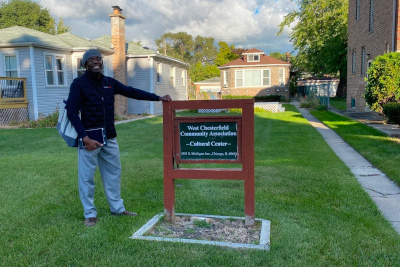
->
[[57, 100, 78, 147]]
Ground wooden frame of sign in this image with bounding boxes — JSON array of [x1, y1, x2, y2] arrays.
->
[[162, 99, 255, 226]]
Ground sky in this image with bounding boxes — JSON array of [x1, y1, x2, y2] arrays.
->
[[37, 0, 298, 55]]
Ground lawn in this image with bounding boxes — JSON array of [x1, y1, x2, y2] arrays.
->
[[329, 97, 347, 111], [311, 110, 400, 185], [1, 104, 400, 266]]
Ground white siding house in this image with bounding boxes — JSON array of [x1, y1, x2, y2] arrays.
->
[[92, 35, 189, 115], [0, 13, 188, 124]]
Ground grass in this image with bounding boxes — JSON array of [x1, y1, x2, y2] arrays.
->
[[1, 105, 400, 266], [329, 97, 347, 111], [311, 110, 400, 185]]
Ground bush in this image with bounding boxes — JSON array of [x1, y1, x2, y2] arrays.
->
[[299, 96, 326, 110], [222, 95, 253, 100], [254, 95, 285, 102], [365, 52, 400, 112], [382, 102, 400, 124], [16, 110, 59, 128]]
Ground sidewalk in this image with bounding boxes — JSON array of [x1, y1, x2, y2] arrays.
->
[[292, 102, 400, 234]]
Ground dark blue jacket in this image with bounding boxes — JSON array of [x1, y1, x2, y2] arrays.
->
[[67, 71, 160, 139]]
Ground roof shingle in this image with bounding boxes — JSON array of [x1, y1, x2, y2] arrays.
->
[[219, 52, 290, 68]]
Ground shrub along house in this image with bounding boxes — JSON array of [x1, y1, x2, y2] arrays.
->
[[218, 48, 291, 99], [0, 6, 188, 125]]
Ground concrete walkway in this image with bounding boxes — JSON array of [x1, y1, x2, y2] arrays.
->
[[292, 102, 400, 234]]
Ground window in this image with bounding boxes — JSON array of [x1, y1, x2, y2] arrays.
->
[[45, 55, 66, 86], [169, 66, 175, 87], [247, 54, 260, 62], [181, 70, 186, 86], [4, 55, 18, 77], [223, 70, 228, 87], [356, 0, 360, 20], [236, 70, 243, 87], [76, 58, 85, 77], [352, 50, 356, 74], [262, 70, 270, 86], [369, 0, 374, 32], [361, 47, 366, 76], [235, 69, 270, 87], [279, 68, 285, 85], [156, 63, 162, 83]]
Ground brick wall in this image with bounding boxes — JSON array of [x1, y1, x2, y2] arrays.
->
[[347, 0, 399, 111]]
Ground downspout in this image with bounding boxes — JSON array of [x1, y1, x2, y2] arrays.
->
[[149, 56, 154, 115], [29, 46, 38, 120], [392, 0, 397, 52]]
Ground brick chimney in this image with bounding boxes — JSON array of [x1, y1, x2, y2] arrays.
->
[[110, 6, 127, 116], [285, 52, 291, 62]]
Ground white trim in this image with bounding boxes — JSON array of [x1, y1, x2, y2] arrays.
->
[[149, 56, 154, 115], [247, 54, 260, 62], [278, 68, 285, 86], [169, 66, 175, 87], [156, 62, 162, 83], [235, 68, 271, 88], [223, 70, 228, 87], [1, 53, 20, 77], [181, 69, 186, 86], [218, 64, 289, 70], [30, 46, 39, 120], [43, 52, 67, 87], [72, 53, 85, 79]]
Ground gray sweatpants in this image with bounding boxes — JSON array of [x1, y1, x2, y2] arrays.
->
[[78, 138, 125, 218]]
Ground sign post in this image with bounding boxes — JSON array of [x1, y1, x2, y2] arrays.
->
[[162, 99, 255, 226]]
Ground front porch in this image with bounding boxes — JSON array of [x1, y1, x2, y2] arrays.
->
[[0, 77, 28, 125]]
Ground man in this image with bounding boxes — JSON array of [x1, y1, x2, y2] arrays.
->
[[67, 49, 171, 227]]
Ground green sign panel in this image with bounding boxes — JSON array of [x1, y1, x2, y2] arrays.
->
[[179, 122, 238, 160]]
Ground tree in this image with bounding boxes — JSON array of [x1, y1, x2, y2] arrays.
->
[[364, 52, 400, 112], [214, 41, 240, 66], [155, 32, 194, 62], [193, 35, 218, 64], [269, 51, 287, 61], [189, 62, 220, 82], [278, 0, 348, 96], [0, 0, 70, 34], [56, 18, 70, 34], [231, 47, 246, 58]]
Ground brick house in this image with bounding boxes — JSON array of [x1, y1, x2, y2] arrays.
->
[[347, 0, 400, 112], [218, 49, 291, 99]]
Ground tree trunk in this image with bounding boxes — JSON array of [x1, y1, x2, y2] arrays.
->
[[336, 71, 347, 97]]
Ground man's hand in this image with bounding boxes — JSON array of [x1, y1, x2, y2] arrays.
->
[[159, 95, 172, 102], [83, 136, 103, 151]]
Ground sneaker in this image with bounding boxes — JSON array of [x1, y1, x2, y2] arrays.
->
[[111, 210, 138, 216], [84, 217, 97, 227]]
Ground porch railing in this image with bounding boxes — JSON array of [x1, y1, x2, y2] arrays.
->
[[0, 77, 28, 109]]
